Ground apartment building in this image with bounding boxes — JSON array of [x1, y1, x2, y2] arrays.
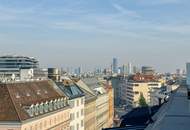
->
[[100, 78, 114, 128], [76, 79, 97, 130], [56, 79, 85, 130], [83, 78, 109, 130], [0, 80, 70, 130], [123, 74, 161, 107]]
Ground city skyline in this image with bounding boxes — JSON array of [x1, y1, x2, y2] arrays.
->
[[0, 0, 190, 72]]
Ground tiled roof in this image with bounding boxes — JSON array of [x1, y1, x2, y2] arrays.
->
[[0, 80, 65, 121]]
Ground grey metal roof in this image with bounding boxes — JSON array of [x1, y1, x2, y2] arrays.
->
[[56, 82, 84, 99], [146, 86, 190, 130]]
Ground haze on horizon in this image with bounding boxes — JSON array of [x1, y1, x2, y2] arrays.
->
[[0, 0, 190, 72]]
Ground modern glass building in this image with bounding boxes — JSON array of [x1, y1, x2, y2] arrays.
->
[[112, 58, 118, 74], [0, 55, 39, 77]]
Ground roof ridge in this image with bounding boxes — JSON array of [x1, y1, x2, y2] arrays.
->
[[6, 84, 22, 121]]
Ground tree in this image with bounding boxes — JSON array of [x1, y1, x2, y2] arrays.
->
[[138, 93, 148, 107]]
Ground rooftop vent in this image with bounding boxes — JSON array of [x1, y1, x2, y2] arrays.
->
[[16, 93, 20, 98], [26, 93, 30, 97], [37, 90, 41, 95], [44, 90, 48, 94]]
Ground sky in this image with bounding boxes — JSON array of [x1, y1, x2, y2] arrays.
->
[[0, 0, 190, 72]]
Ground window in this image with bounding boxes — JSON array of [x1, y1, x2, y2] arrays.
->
[[70, 125, 75, 130], [81, 98, 84, 105], [53, 99, 57, 110], [77, 123, 79, 130], [39, 103, 44, 114], [70, 100, 75, 107], [70, 113, 75, 120], [134, 91, 139, 95], [77, 100, 79, 106], [34, 104, 39, 116], [44, 102, 49, 113], [77, 112, 79, 118], [81, 109, 84, 116], [81, 120, 84, 127], [49, 101, 53, 111]]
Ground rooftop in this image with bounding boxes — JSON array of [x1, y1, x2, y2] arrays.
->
[[146, 85, 190, 130], [0, 80, 66, 121], [56, 81, 85, 100]]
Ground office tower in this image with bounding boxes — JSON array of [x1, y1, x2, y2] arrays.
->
[[128, 62, 132, 74], [112, 58, 118, 74], [186, 63, 190, 99]]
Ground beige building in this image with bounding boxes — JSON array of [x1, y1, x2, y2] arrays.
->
[[99, 78, 114, 128], [83, 78, 109, 130], [0, 80, 70, 130], [76, 80, 97, 130], [124, 81, 162, 107]]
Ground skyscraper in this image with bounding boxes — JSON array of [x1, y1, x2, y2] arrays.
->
[[128, 62, 132, 74], [186, 63, 190, 99], [186, 63, 190, 86], [112, 58, 118, 74]]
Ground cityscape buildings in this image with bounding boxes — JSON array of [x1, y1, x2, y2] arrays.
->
[[0, 54, 187, 130]]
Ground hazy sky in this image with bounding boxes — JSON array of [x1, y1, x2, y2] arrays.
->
[[0, 0, 190, 72]]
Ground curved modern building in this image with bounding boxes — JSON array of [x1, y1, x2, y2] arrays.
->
[[0, 55, 39, 77], [0, 55, 39, 69]]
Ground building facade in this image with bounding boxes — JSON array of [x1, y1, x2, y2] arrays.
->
[[0, 55, 39, 78], [0, 80, 70, 130], [83, 78, 110, 130], [124, 79, 162, 107], [76, 80, 97, 130], [56, 80, 85, 130]]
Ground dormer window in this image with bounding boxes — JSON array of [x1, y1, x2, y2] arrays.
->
[[34, 103, 39, 116], [49, 100, 53, 111], [60, 98, 64, 107], [26, 92, 30, 97], [27, 104, 34, 117], [16, 93, 20, 98], [64, 98, 67, 106], [44, 101, 49, 113], [37, 90, 41, 95], [57, 99, 61, 108], [53, 99, 57, 110], [39, 103, 44, 114]]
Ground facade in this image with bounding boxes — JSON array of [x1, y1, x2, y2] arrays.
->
[[124, 81, 161, 107], [0, 55, 39, 78], [76, 79, 97, 130], [0, 80, 70, 130], [56, 80, 85, 130], [111, 76, 125, 106], [100, 78, 114, 128], [83, 78, 110, 130]]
